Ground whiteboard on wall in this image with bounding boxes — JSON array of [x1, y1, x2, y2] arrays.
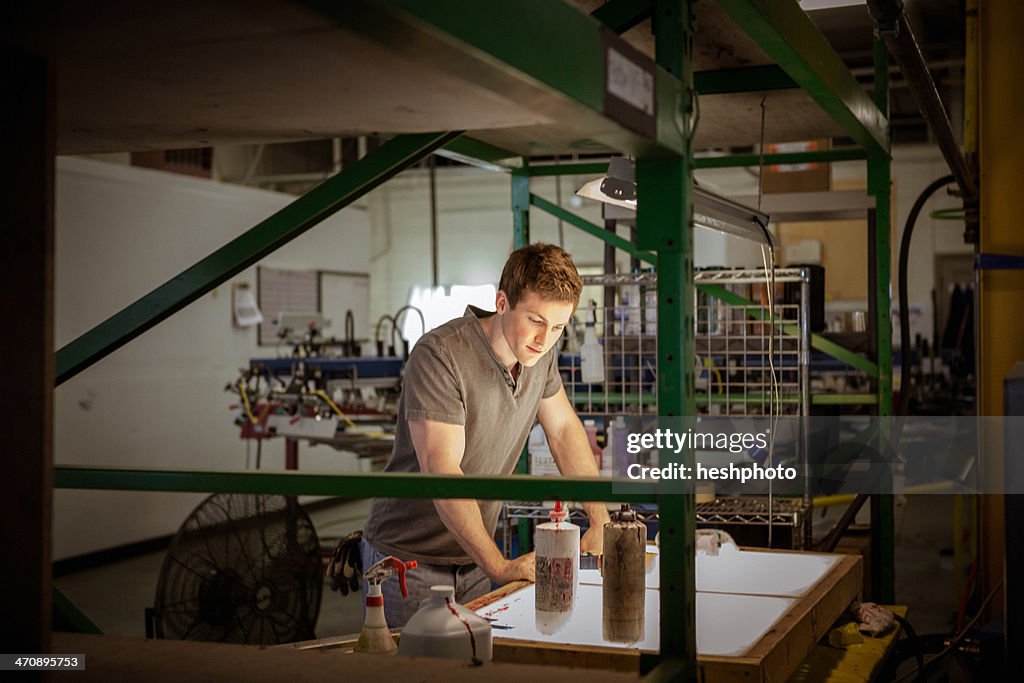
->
[[320, 270, 371, 346]]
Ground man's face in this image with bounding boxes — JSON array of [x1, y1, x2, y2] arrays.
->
[[496, 290, 575, 367]]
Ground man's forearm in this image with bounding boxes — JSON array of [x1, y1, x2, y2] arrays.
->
[[546, 418, 600, 477], [432, 498, 505, 577]]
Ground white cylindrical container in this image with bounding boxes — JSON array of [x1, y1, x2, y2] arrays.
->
[[397, 585, 492, 662], [534, 501, 580, 635], [602, 504, 646, 643], [580, 301, 605, 384]]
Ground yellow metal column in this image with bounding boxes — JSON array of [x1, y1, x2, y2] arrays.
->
[[978, 0, 1024, 612]]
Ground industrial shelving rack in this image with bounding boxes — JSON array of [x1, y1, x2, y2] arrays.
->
[[514, 268, 814, 550], [18, 0, 897, 678]]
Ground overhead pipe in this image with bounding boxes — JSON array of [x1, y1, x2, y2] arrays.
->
[[866, 0, 979, 208]]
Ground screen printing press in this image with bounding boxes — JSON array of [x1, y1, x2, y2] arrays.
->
[[465, 545, 862, 681]]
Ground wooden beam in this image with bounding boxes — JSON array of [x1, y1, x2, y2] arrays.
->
[[0, 46, 54, 654]]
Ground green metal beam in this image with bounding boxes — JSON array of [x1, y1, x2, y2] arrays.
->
[[812, 393, 879, 405], [712, 0, 888, 156], [591, 0, 653, 34], [311, 0, 684, 157], [54, 466, 658, 503], [52, 586, 102, 635], [695, 147, 867, 169], [694, 64, 796, 94], [869, 34, 895, 605], [638, 1, 696, 675], [513, 171, 531, 249], [529, 193, 656, 265], [440, 137, 521, 169], [512, 169, 532, 553], [55, 131, 460, 386], [697, 284, 879, 375]]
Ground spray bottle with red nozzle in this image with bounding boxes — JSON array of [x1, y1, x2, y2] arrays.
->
[[355, 556, 417, 654]]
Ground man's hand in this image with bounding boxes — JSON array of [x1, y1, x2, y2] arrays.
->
[[487, 551, 536, 585], [580, 525, 604, 556]]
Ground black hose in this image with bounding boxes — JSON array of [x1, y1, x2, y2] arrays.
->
[[393, 305, 426, 357], [898, 175, 954, 416], [345, 309, 355, 354], [892, 613, 926, 682], [816, 493, 870, 552], [374, 314, 397, 356]]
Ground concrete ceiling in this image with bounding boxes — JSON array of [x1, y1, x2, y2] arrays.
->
[[3, 0, 963, 156]]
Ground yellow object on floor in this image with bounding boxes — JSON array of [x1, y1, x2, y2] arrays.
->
[[828, 622, 864, 648], [789, 606, 908, 682]]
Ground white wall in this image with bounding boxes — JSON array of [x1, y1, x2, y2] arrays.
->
[[54, 158, 370, 559], [365, 166, 766, 326]]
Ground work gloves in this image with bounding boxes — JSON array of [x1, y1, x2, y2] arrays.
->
[[327, 529, 363, 596]]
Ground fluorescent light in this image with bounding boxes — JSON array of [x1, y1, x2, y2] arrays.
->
[[799, 0, 865, 10], [693, 186, 776, 248], [574, 158, 775, 248]]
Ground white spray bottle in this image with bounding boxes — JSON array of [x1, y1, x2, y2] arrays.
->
[[580, 300, 605, 384], [355, 555, 417, 654]]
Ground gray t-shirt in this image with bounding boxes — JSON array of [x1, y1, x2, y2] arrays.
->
[[364, 306, 562, 565]]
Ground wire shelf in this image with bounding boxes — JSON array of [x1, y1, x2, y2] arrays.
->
[[559, 269, 811, 417]]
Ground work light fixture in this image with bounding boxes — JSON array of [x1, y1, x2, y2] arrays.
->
[[575, 157, 776, 248]]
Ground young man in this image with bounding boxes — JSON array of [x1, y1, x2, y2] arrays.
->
[[360, 243, 611, 627]]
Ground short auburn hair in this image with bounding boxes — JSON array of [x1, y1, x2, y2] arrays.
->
[[499, 243, 583, 309]]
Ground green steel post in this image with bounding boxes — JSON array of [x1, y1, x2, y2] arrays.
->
[[512, 169, 531, 250], [713, 0, 888, 156], [638, 0, 696, 677], [55, 131, 461, 386], [869, 35, 895, 604], [512, 166, 533, 553]]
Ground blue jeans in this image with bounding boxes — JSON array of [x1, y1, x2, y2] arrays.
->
[[359, 538, 490, 628]]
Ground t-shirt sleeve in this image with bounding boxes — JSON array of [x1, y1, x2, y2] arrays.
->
[[402, 342, 467, 425], [541, 348, 564, 399]]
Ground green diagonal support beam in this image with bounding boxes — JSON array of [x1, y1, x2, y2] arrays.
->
[[713, 0, 888, 156], [54, 466, 659, 503], [52, 586, 102, 635], [440, 137, 521, 169], [695, 64, 796, 94], [591, 0, 653, 34], [697, 283, 879, 376], [55, 131, 461, 385], [530, 193, 657, 265]]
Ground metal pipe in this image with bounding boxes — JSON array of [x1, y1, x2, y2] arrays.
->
[[428, 154, 439, 287], [898, 175, 954, 416], [866, 0, 978, 203]]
